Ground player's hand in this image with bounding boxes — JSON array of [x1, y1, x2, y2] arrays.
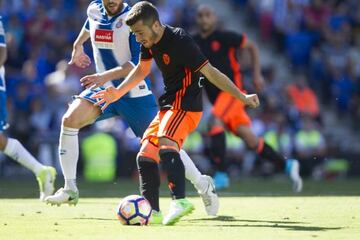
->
[[253, 73, 265, 92], [91, 86, 121, 111], [245, 94, 260, 108], [68, 45, 91, 68], [80, 73, 107, 89]]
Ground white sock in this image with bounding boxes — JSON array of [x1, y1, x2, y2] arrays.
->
[[3, 138, 44, 175], [65, 179, 77, 192], [179, 149, 207, 193], [59, 126, 79, 192]]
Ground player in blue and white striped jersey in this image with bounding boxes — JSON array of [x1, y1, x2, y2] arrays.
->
[[0, 16, 56, 201], [45, 0, 219, 220]]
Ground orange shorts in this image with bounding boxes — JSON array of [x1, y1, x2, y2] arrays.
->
[[212, 92, 252, 133], [141, 109, 202, 149]]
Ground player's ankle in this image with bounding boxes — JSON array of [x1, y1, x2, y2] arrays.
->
[[64, 179, 78, 192], [194, 175, 208, 194], [35, 165, 46, 176]]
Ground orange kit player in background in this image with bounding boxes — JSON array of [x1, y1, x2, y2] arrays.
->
[[92, 1, 259, 225], [193, 5, 303, 192]]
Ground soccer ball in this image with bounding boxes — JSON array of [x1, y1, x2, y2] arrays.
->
[[116, 195, 152, 225]]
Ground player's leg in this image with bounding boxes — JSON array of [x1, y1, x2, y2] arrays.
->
[[110, 96, 163, 223], [210, 92, 237, 190], [46, 97, 102, 205], [217, 92, 302, 192], [179, 149, 219, 216], [157, 110, 202, 225], [235, 125, 303, 192], [0, 133, 56, 200], [131, 110, 163, 224], [118, 96, 218, 215], [136, 139, 162, 224], [0, 90, 56, 201], [60, 98, 101, 189], [207, 115, 229, 190], [158, 137, 193, 225]]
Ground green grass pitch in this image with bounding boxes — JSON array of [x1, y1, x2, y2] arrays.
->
[[0, 178, 359, 240]]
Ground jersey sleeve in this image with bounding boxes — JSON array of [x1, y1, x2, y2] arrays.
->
[[140, 45, 153, 61], [83, 18, 90, 32], [128, 33, 140, 66], [225, 32, 247, 49], [0, 18, 6, 47], [179, 34, 208, 72]]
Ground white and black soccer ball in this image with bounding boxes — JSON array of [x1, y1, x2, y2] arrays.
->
[[116, 195, 152, 225]]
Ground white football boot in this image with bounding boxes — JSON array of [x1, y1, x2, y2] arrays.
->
[[199, 175, 219, 216], [45, 188, 79, 206], [36, 166, 57, 201]]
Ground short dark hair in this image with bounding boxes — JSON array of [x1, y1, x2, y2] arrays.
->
[[125, 1, 160, 27]]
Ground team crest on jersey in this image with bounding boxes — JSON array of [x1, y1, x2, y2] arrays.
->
[[211, 40, 221, 52], [94, 29, 114, 49], [162, 53, 170, 65], [116, 19, 123, 28]]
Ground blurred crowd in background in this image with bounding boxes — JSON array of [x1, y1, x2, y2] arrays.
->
[[245, 0, 360, 123], [0, 0, 358, 180]]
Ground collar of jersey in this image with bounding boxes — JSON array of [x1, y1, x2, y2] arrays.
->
[[153, 25, 172, 48], [99, 3, 131, 24]]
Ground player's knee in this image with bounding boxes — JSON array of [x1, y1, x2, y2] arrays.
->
[[158, 138, 180, 167], [159, 146, 184, 176], [208, 125, 225, 136], [158, 139, 181, 163], [62, 113, 84, 129], [62, 115, 76, 128], [138, 140, 160, 163], [158, 138, 179, 153]]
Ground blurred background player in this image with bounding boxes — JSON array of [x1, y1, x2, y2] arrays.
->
[[44, 0, 218, 220], [193, 5, 302, 192], [0, 15, 56, 201], [93, 1, 259, 225]]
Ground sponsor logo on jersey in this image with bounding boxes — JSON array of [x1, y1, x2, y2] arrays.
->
[[116, 19, 123, 28], [94, 29, 114, 49]]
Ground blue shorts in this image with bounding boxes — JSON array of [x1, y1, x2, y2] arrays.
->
[[78, 88, 158, 137], [0, 91, 9, 132]]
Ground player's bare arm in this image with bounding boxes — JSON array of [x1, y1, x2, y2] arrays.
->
[[200, 62, 260, 108], [69, 27, 91, 68], [244, 39, 264, 91], [80, 62, 134, 89], [92, 59, 152, 110], [0, 46, 7, 66]]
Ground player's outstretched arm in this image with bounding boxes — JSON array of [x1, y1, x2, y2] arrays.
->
[[92, 59, 152, 110], [200, 62, 260, 108], [80, 62, 134, 89], [69, 27, 91, 68]]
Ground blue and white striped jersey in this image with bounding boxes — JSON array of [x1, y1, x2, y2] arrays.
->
[[0, 16, 6, 92], [84, 1, 152, 98]]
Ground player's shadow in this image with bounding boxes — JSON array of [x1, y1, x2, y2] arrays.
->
[[185, 216, 343, 232], [72, 217, 117, 221], [187, 215, 306, 224]]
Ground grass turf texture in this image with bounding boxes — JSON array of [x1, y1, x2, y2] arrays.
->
[[0, 178, 359, 240]]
